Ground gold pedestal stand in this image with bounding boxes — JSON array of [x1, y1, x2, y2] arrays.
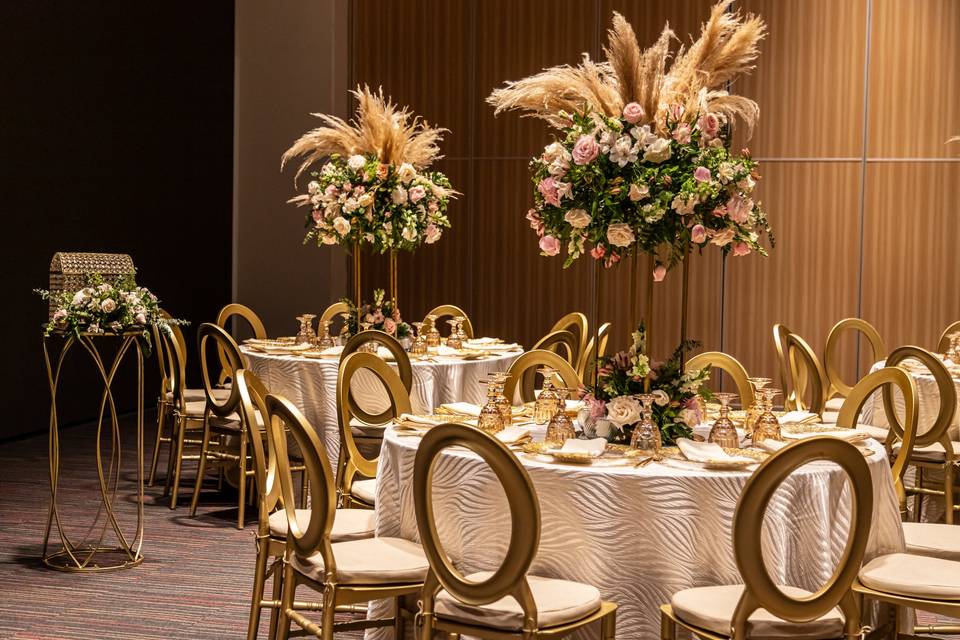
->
[[41, 331, 146, 572]]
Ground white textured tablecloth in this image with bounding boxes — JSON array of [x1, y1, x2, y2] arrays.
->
[[862, 359, 960, 441], [242, 348, 520, 470], [371, 428, 904, 640]]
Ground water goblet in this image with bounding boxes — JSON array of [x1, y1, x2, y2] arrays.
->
[[295, 315, 313, 345], [338, 311, 353, 345], [545, 387, 577, 445], [358, 322, 378, 354], [630, 393, 661, 456], [446, 319, 462, 349], [477, 379, 505, 435], [533, 368, 559, 425], [455, 316, 467, 343], [410, 322, 427, 355], [424, 315, 441, 348], [317, 319, 336, 350], [708, 392, 741, 449], [489, 371, 512, 424], [752, 389, 784, 444], [745, 377, 772, 436]]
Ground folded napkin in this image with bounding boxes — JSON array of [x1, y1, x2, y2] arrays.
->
[[558, 438, 606, 456], [756, 439, 789, 453], [778, 411, 820, 425], [321, 345, 344, 356], [397, 413, 447, 427], [676, 438, 754, 464], [479, 342, 522, 351], [464, 337, 501, 346], [431, 345, 460, 357], [495, 426, 532, 444], [439, 402, 482, 417], [781, 428, 867, 443]]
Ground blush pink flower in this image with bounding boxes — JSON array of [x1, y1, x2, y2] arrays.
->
[[732, 242, 751, 257], [670, 104, 685, 121], [539, 234, 561, 256], [672, 123, 692, 145], [698, 113, 720, 138], [694, 166, 712, 182], [324, 184, 338, 197], [311, 210, 323, 223], [691, 224, 707, 244], [710, 228, 735, 247], [571, 135, 600, 165], [712, 205, 727, 218], [622, 102, 645, 124], [383, 318, 397, 335], [408, 185, 426, 203], [590, 245, 606, 260], [425, 224, 442, 244], [726, 196, 753, 223], [537, 177, 561, 207], [653, 265, 667, 282]]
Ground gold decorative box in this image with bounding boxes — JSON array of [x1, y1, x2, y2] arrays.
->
[[48, 252, 136, 321]]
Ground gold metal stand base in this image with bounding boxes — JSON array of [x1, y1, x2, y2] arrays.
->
[[43, 546, 144, 572]]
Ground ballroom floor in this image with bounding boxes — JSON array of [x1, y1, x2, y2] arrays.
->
[[0, 413, 363, 640]]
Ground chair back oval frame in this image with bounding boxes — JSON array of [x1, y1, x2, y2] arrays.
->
[[531, 329, 577, 366], [340, 330, 412, 425], [216, 303, 267, 385], [425, 304, 475, 339], [685, 351, 753, 408], [824, 318, 886, 399], [505, 349, 581, 403]]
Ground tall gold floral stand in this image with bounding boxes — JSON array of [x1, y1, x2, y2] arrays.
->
[[41, 330, 146, 571]]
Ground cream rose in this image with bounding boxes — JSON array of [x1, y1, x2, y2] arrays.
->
[[643, 137, 672, 163], [397, 163, 417, 184], [605, 396, 642, 427], [651, 390, 670, 406], [391, 186, 408, 205], [332, 216, 351, 236], [606, 223, 635, 248], [564, 208, 591, 229], [628, 183, 648, 202], [357, 192, 374, 208], [101, 298, 117, 313], [347, 154, 366, 171]]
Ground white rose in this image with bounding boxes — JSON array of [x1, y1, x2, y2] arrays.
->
[[643, 137, 672, 163], [391, 186, 408, 205], [606, 222, 636, 247], [652, 390, 670, 406], [357, 192, 374, 207], [342, 198, 359, 213], [347, 154, 366, 171], [542, 142, 571, 165], [72, 290, 87, 306], [321, 233, 338, 245], [564, 208, 591, 229], [401, 225, 417, 242], [307, 180, 321, 195], [605, 396, 643, 427], [397, 163, 417, 184], [717, 162, 736, 184], [101, 298, 117, 313], [332, 216, 351, 236]]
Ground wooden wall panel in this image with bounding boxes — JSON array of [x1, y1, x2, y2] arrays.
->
[[723, 162, 862, 384], [735, 0, 867, 158], [600, 0, 714, 45], [860, 162, 960, 354], [868, 0, 960, 158]]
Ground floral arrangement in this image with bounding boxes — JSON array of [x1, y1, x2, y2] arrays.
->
[[36, 273, 180, 349], [282, 86, 457, 253], [340, 288, 412, 339], [488, 0, 773, 275], [581, 325, 711, 445]]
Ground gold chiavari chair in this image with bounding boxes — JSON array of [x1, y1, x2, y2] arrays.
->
[[414, 423, 618, 639], [685, 351, 754, 409], [531, 329, 578, 366], [340, 330, 412, 427], [336, 351, 412, 509], [239, 370, 376, 640], [216, 303, 267, 386], [576, 322, 611, 383], [505, 349, 581, 404], [268, 393, 427, 640], [937, 321, 960, 354], [424, 304, 475, 338], [550, 312, 589, 366], [823, 318, 887, 412], [320, 301, 350, 339], [661, 437, 873, 640], [773, 324, 828, 415]]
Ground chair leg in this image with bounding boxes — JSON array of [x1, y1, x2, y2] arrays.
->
[[602, 608, 617, 640], [914, 466, 924, 522], [148, 402, 168, 487], [660, 609, 675, 640], [247, 537, 270, 640], [237, 431, 248, 529], [320, 587, 336, 640], [169, 416, 187, 509], [189, 415, 213, 517], [394, 596, 404, 639], [299, 470, 308, 508], [946, 463, 955, 525], [276, 562, 297, 640], [268, 558, 283, 640]]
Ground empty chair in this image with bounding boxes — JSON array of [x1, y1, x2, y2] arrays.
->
[[823, 318, 886, 411], [215, 303, 267, 386], [530, 329, 578, 366], [550, 311, 589, 366], [576, 322, 611, 383], [504, 349, 581, 404], [685, 351, 754, 408], [937, 320, 960, 353], [424, 303, 474, 338], [772, 324, 828, 415], [320, 301, 350, 337], [414, 423, 617, 639], [339, 330, 412, 427]]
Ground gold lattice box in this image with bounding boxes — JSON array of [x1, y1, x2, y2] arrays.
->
[[48, 252, 135, 320]]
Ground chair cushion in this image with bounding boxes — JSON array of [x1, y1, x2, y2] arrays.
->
[[435, 572, 602, 630], [896, 440, 960, 462], [290, 537, 427, 584], [860, 553, 960, 600], [671, 584, 844, 639], [821, 411, 839, 424], [825, 397, 845, 412], [352, 478, 377, 505], [166, 388, 231, 403], [268, 508, 375, 543], [902, 523, 960, 561]]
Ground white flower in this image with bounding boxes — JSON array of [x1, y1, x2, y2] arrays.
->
[[630, 124, 659, 148], [738, 175, 756, 192], [332, 216, 351, 236], [397, 163, 417, 184], [652, 389, 670, 406], [643, 137, 672, 163], [671, 194, 698, 215], [548, 157, 570, 177], [307, 181, 321, 195], [606, 222, 635, 247], [564, 208, 591, 229], [598, 129, 618, 153], [342, 198, 359, 213], [717, 162, 736, 184], [321, 233, 338, 245], [642, 204, 664, 222], [542, 142, 571, 165], [135, 312, 147, 324], [88, 323, 101, 334], [72, 290, 87, 306], [391, 186, 408, 205], [680, 408, 700, 427], [401, 225, 417, 242], [608, 135, 639, 167], [606, 396, 643, 427], [555, 180, 573, 200], [101, 298, 116, 313], [347, 154, 366, 171]]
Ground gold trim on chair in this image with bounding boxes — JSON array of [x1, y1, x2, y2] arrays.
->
[[531, 329, 578, 366], [336, 351, 413, 509], [661, 437, 873, 640], [340, 330, 412, 425], [551, 312, 589, 367], [216, 303, 267, 386], [937, 321, 960, 354], [413, 423, 617, 639], [505, 349, 581, 404], [577, 322, 611, 383], [685, 352, 753, 408], [424, 304, 475, 338], [773, 324, 828, 414], [824, 318, 886, 400]]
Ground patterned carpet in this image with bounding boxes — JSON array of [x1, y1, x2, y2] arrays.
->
[[0, 412, 334, 640]]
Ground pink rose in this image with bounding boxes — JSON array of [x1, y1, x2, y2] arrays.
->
[[383, 318, 397, 335], [539, 235, 561, 256], [311, 210, 323, 223], [590, 245, 606, 260], [408, 185, 426, 203], [324, 184, 338, 197], [427, 200, 439, 212], [653, 265, 667, 282], [425, 224, 441, 244], [698, 113, 720, 138], [571, 135, 599, 165], [622, 102, 645, 124], [710, 228, 735, 247], [712, 206, 727, 218], [537, 177, 561, 207], [732, 242, 751, 257], [691, 224, 707, 244], [672, 123, 692, 145], [726, 196, 753, 223], [694, 166, 711, 182]]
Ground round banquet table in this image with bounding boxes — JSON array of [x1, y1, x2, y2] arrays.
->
[[241, 348, 521, 470], [370, 427, 904, 640]]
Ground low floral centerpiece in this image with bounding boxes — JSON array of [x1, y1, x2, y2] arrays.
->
[[340, 288, 412, 340], [581, 325, 711, 445]]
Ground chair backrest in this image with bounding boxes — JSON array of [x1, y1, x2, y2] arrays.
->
[[824, 318, 887, 399], [216, 303, 267, 386], [732, 437, 873, 640], [576, 322, 611, 382], [236, 369, 281, 531], [425, 304, 475, 339], [530, 329, 577, 365], [414, 423, 541, 628], [773, 324, 828, 413], [158, 324, 188, 408], [881, 346, 954, 450], [937, 321, 960, 353], [152, 310, 174, 399], [266, 393, 337, 570], [550, 312, 589, 365], [836, 365, 918, 509], [340, 330, 412, 424], [336, 352, 412, 495], [685, 351, 753, 408], [320, 301, 351, 336], [197, 323, 243, 418], [504, 349, 581, 403]]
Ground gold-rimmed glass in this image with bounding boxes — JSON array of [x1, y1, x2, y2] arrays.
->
[[745, 376, 772, 437], [533, 367, 559, 425], [317, 319, 336, 349], [410, 321, 427, 355], [296, 315, 316, 345], [424, 314, 441, 348], [545, 387, 577, 445], [358, 322, 378, 353], [490, 371, 512, 424], [709, 392, 740, 448], [445, 319, 462, 349], [630, 393, 661, 456], [339, 311, 352, 345], [752, 388, 783, 444], [455, 316, 467, 343], [477, 378, 505, 435]]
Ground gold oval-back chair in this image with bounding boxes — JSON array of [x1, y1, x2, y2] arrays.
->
[[530, 329, 577, 366], [550, 312, 589, 366], [661, 437, 874, 640], [773, 324, 828, 414], [424, 304, 475, 338], [413, 423, 618, 638], [576, 322, 611, 383], [824, 318, 887, 401], [320, 301, 351, 337], [504, 349, 581, 404], [340, 330, 412, 426], [685, 351, 754, 408], [216, 303, 267, 386], [937, 321, 960, 353]]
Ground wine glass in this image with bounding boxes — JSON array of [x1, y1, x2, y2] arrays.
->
[[446, 319, 462, 349], [477, 378, 505, 435], [455, 316, 467, 343], [317, 319, 336, 350], [424, 314, 441, 347], [338, 311, 353, 345], [490, 372, 512, 424], [533, 367, 559, 425], [753, 388, 784, 444], [410, 321, 427, 356], [545, 387, 577, 445], [295, 315, 313, 345], [948, 333, 960, 363], [745, 376, 772, 437], [709, 392, 740, 448], [630, 393, 661, 456]]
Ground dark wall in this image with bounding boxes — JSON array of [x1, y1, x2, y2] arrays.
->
[[0, 3, 235, 439]]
